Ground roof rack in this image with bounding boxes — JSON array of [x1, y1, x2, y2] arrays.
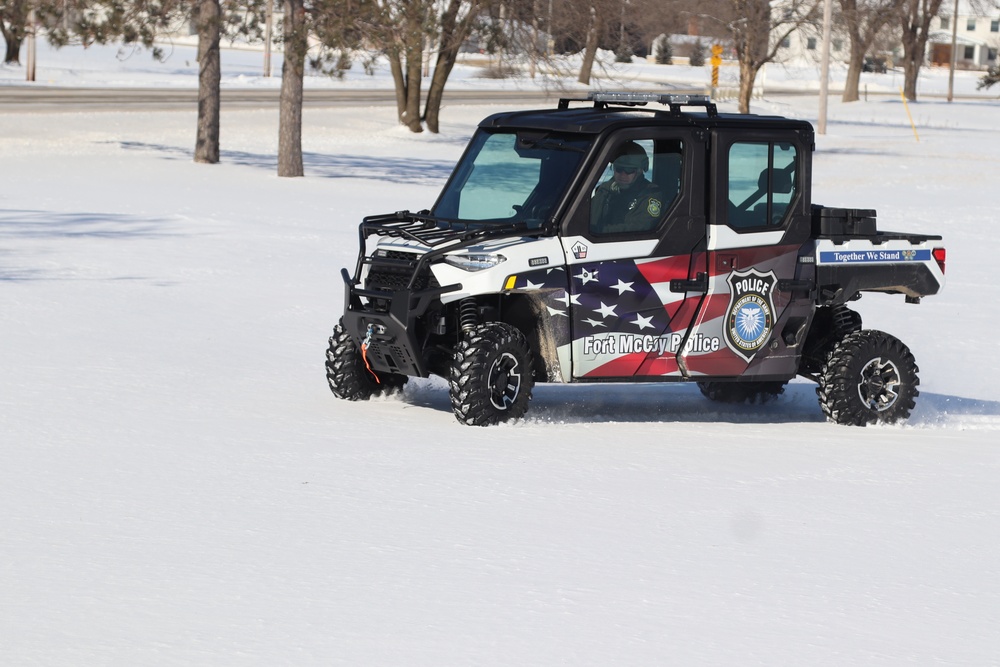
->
[[558, 91, 718, 117]]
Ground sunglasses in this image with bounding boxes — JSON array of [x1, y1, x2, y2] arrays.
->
[[614, 166, 637, 175]]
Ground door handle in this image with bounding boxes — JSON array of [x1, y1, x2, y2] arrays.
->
[[670, 272, 708, 293]]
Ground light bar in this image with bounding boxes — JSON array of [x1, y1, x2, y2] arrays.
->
[[587, 92, 711, 106]]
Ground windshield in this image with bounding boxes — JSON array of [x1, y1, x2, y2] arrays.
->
[[432, 129, 592, 227]]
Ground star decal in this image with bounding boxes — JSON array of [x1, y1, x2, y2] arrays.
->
[[632, 313, 656, 330], [583, 318, 606, 328], [554, 291, 582, 307], [612, 279, 635, 295], [523, 279, 544, 291], [574, 268, 599, 285], [546, 306, 568, 317], [594, 301, 618, 319]]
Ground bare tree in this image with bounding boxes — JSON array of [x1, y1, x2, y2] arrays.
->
[[578, 4, 604, 84], [74, 0, 265, 163], [897, 0, 944, 100], [354, 0, 487, 133], [840, 0, 906, 102], [721, 0, 821, 113], [424, 0, 482, 132]]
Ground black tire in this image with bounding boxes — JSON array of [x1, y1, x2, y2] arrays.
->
[[326, 321, 407, 401], [449, 322, 534, 426], [697, 380, 787, 404], [817, 329, 919, 426]]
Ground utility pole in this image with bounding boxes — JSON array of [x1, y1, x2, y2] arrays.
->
[[817, 0, 833, 134], [947, 0, 959, 102], [264, 0, 273, 77], [26, 4, 37, 82]]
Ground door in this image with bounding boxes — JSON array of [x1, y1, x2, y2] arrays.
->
[[679, 129, 814, 379], [558, 129, 709, 379]]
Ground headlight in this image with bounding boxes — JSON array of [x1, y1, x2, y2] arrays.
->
[[443, 253, 507, 272]]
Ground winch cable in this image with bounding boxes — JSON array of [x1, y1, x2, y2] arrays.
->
[[360, 325, 381, 384]]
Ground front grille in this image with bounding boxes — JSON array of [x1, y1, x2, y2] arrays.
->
[[365, 250, 440, 293]]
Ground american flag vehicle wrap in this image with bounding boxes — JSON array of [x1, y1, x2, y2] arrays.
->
[[503, 243, 811, 382]]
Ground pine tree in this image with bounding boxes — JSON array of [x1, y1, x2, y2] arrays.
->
[[689, 39, 706, 67], [654, 35, 672, 65]]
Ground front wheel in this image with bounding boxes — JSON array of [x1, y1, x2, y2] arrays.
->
[[449, 322, 534, 426], [817, 330, 919, 426], [326, 321, 407, 401]]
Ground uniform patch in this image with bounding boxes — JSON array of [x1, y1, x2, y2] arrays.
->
[[647, 198, 662, 217], [724, 268, 777, 362]]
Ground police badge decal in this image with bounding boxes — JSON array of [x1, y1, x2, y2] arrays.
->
[[724, 268, 777, 362]]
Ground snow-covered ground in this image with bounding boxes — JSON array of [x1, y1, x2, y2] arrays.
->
[[1, 41, 999, 666]]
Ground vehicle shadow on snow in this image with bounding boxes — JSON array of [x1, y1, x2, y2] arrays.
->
[[528, 382, 827, 424], [398, 381, 1000, 427], [116, 141, 454, 184], [400, 380, 827, 425]]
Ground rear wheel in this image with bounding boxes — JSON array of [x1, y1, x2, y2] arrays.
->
[[817, 330, 918, 425], [698, 381, 786, 404], [326, 321, 407, 401], [449, 322, 534, 426]]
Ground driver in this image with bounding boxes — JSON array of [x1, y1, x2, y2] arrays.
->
[[591, 142, 663, 234]]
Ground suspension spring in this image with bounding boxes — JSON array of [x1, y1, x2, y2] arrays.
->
[[832, 304, 861, 335], [459, 298, 479, 332]]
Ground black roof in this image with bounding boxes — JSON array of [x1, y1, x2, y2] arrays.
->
[[478, 95, 815, 137]]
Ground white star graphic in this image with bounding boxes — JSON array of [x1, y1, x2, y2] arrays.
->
[[574, 268, 599, 284], [554, 291, 582, 306], [523, 279, 544, 291], [612, 279, 635, 295], [546, 306, 568, 317], [583, 318, 606, 328], [632, 314, 656, 330], [594, 302, 618, 319]]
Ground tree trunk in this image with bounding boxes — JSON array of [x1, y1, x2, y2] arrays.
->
[[3, 32, 22, 64], [387, 48, 407, 121], [737, 60, 758, 114], [278, 0, 305, 177], [731, 0, 773, 114], [194, 0, 221, 164], [899, 25, 922, 101], [1, 0, 26, 65], [902, 57, 920, 100], [842, 49, 865, 102], [424, 0, 478, 133], [839, 0, 903, 103], [578, 6, 600, 85], [424, 53, 454, 134], [401, 21, 423, 133], [898, 0, 944, 101]]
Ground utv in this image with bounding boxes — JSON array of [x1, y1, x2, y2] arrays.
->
[[327, 92, 945, 426]]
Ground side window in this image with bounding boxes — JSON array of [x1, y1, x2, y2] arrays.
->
[[590, 137, 684, 237], [727, 141, 797, 230]]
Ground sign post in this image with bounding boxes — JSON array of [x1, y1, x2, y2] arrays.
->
[[710, 45, 723, 98]]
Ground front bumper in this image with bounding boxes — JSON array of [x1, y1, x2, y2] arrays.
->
[[341, 268, 460, 377]]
